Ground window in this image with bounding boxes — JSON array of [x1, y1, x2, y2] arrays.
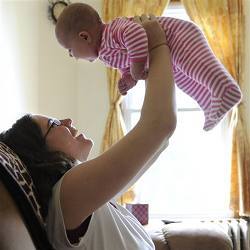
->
[[122, 3, 232, 219]]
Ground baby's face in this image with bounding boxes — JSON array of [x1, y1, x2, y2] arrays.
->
[[70, 38, 98, 62], [59, 33, 99, 62]]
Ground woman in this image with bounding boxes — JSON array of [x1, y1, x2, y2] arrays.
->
[[0, 15, 176, 249]]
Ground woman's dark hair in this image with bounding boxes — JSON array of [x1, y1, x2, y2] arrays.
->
[[0, 114, 75, 219]]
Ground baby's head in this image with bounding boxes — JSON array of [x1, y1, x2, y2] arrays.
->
[[55, 3, 102, 62]]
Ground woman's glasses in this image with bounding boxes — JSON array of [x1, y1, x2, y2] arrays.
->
[[44, 118, 61, 139]]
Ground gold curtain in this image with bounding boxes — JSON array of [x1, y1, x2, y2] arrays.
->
[[101, 0, 169, 204], [182, 0, 249, 216]]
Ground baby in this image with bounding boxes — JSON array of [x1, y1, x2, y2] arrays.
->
[[55, 3, 242, 131]]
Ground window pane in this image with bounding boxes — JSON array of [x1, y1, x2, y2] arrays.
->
[[133, 111, 231, 217], [163, 2, 190, 20], [176, 87, 200, 109], [131, 112, 140, 127], [123, 81, 200, 122], [125, 81, 145, 110]]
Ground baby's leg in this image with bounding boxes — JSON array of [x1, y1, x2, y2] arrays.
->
[[170, 20, 242, 125], [174, 68, 218, 131], [174, 67, 211, 111]]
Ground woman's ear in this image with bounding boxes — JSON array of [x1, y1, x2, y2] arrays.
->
[[78, 31, 92, 43]]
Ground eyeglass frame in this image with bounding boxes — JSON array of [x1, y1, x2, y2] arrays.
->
[[44, 118, 61, 139]]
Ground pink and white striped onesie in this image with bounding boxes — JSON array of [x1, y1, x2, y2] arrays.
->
[[98, 17, 242, 131]]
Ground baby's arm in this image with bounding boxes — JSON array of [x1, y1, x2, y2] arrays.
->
[[118, 62, 148, 95], [118, 68, 137, 95]]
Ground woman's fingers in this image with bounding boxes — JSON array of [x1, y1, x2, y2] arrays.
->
[[133, 14, 167, 51], [148, 14, 156, 21], [133, 15, 141, 24], [133, 14, 156, 24], [140, 14, 149, 22], [136, 14, 156, 22]]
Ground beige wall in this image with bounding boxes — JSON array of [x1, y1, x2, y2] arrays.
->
[[76, 0, 109, 158], [37, 0, 108, 158], [0, 0, 108, 158], [0, 1, 40, 130]]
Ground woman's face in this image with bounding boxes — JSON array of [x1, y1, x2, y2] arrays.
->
[[33, 115, 93, 162]]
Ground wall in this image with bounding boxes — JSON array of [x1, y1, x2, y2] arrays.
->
[[0, 0, 108, 158], [75, 0, 109, 158], [38, 1, 78, 127], [0, 1, 40, 130], [38, 0, 108, 158]]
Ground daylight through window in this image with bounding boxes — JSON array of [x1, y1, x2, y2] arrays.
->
[[122, 3, 232, 219]]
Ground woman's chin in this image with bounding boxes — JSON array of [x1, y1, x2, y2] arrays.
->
[[73, 134, 93, 162], [80, 143, 93, 162]]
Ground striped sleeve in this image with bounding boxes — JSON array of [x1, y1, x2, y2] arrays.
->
[[120, 20, 148, 63], [119, 67, 130, 76]]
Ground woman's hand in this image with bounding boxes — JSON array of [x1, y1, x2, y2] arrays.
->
[[133, 14, 166, 51]]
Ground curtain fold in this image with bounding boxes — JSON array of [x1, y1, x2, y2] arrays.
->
[[182, 0, 249, 216], [101, 69, 126, 153], [101, 0, 169, 204]]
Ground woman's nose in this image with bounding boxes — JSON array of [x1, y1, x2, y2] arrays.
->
[[61, 118, 73, 126]]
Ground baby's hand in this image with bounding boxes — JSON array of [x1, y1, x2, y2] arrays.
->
[[118, 74, 137, 95], [141, 69, 148, 80]]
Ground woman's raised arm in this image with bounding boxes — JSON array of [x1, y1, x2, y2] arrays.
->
[[60, 15, 177, 229]]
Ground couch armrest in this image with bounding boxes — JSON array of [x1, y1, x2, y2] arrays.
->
[[0, 181, 36, 250], [162, 222, 233, 250]]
